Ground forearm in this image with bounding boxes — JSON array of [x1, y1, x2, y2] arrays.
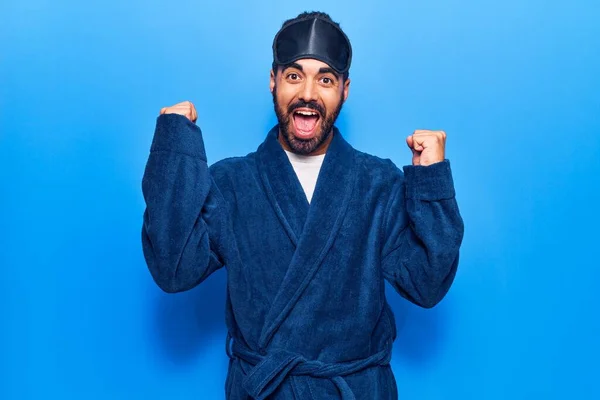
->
[[141, 114, 221, 293], [382, 160, 464, 308]]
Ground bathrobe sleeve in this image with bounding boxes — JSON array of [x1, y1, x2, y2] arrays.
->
[[381, 160, 464, 308], [141, 114, 229, 293]]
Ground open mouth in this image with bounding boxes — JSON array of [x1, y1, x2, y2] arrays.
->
[[292, 109, 321, 139]]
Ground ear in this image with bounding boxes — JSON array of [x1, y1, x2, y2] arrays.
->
[[342, 77, 350, 102], [270, 69, 275, 93]]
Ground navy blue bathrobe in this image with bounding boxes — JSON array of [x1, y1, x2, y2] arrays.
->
[[141, 114, 464, 399]]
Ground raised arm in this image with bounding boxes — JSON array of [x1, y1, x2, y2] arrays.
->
[[141, 101, 230, 293], [381, 130, 464, 308], [381, 160, 464, 308]]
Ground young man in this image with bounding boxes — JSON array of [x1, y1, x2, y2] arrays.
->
[[141, 11, 464, 400]]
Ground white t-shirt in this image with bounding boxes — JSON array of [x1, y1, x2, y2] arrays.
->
[[284, 150, 325, 203]]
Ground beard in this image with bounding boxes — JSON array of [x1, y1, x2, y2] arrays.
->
[[272, 85, 344, 155]]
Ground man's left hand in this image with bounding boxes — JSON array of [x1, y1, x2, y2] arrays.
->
[[406, 130, 446, 166]]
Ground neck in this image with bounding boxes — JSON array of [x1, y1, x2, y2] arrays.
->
[[278, 129, 333, 156]]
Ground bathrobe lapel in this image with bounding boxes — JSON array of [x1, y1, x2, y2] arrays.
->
[[256, 126, 310, 246], [255, 125, 358, 350]]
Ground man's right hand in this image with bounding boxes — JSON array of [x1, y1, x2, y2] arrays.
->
[[160, 101, 198, 123]]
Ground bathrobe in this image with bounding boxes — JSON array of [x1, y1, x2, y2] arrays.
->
[[141, 114, 464, 399]]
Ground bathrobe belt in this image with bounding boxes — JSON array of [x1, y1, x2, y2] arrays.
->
[[227, 333, 392, 400]]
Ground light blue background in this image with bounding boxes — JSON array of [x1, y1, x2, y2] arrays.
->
[[2, 1, 599, 399]]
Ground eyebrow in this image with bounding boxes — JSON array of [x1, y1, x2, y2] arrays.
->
[[318, 67, 337, 76], [282, 63, 339, 79], [283, 62, 304, 72]]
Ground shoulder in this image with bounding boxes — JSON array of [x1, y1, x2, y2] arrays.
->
[[352, 148, 405, 184], [208, 153, 257, 185], [209, 154, 254, 171]]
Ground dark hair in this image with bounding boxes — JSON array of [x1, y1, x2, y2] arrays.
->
[[272, 11, 350, 81]]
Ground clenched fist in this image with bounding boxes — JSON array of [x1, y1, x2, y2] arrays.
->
[[406, 130, 446, 166], [159, 101, 198, 123]]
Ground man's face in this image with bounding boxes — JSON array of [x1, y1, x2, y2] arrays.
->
[[270, 58, 350, 155]]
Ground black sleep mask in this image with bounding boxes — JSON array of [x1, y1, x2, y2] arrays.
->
[[272, 17, 352, 74]]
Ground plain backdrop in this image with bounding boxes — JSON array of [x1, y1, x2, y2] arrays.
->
[[1, 0, 599, 399]]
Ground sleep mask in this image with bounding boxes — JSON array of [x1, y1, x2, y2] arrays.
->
[[272, 17, 352, 74]]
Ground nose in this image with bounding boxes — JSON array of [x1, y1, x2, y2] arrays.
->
[[299, 80, 318, 103]]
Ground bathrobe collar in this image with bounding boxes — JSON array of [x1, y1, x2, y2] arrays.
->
[[255, 124, 358, 349]]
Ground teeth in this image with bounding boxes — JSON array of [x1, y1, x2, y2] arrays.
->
[[295, 111, 318, 116]]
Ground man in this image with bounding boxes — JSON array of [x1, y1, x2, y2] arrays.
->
[[141, 11, 464, 400]]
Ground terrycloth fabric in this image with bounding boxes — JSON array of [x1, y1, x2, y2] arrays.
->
[[141, 114, 465, 399]]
